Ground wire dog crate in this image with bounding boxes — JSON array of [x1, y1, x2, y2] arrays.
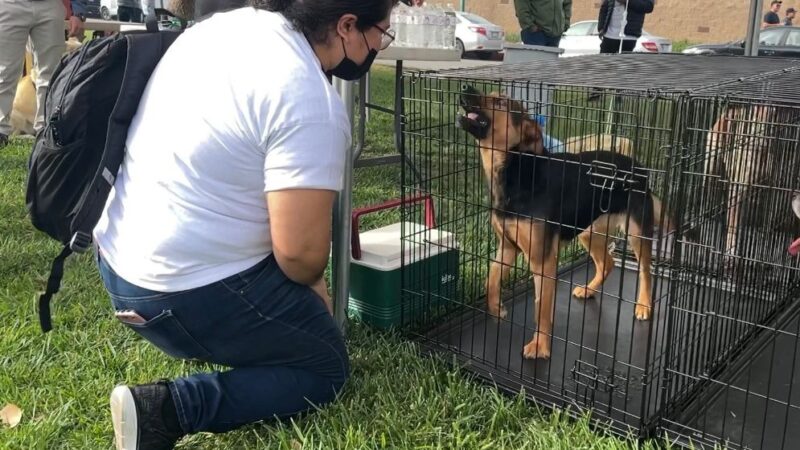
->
[[397, 54, 800, 448]]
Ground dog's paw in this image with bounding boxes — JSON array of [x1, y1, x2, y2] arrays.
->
[[572, 285, 595, 299], [522, 334, 551, 360], [488, 305, 507, 319], [634, 302, 652, 321]]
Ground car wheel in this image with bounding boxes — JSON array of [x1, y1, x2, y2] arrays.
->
[[456, 39, 465, 57], [101, 6, 110, 20]]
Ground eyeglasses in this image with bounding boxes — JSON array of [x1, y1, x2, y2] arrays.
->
[[373, 24, 396, 50]]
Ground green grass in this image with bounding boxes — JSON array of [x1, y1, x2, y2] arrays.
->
[[505, 32, 521, 44], [0, 66, 680, 449], [671, 39, 697, 54]]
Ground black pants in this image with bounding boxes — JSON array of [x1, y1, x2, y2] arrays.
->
[[600, 37, 637, 54], [118, 6, 143, 23]]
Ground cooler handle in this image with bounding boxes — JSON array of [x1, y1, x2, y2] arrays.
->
[[351, 195, 436, 260]]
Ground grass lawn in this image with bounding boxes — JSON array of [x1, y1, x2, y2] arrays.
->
[[0, 65, 671, 449]]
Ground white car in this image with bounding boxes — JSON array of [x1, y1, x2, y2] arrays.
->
[[559, 20, 672, 57], [452, 11, 504, 58], [101, 0, 118, 20]]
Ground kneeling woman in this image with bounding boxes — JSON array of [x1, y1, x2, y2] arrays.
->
[[93, 0, 397, 448]]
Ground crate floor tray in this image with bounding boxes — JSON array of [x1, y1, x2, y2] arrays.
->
[[664, 312, 800, 450], [416, 261, 780, 437], [419, 262, 670, 433]]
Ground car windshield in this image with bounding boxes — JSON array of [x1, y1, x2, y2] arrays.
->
[[459, 13, 492, 25], [563, 21, 596, 36], [759, 28, 784, 46]]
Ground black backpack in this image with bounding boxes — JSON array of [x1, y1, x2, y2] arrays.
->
[[25, 18, 184, 332]]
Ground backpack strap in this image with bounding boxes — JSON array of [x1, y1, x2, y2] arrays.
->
[[38, 245, 73, 332], [145, 14, 159, 33], [69, 31, 182, 246]]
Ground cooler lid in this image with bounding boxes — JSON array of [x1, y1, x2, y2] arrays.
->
[[353, 222, 458, 271]]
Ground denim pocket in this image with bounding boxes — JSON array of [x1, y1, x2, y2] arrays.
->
[[122, 309, 211, 361]]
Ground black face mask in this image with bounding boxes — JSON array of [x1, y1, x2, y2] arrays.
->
[[327, 33, 378, 81]]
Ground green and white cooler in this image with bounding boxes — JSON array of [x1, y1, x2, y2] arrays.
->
[[348, 196, 459, 330]]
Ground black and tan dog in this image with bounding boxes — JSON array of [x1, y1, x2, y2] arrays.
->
[[456, 85, 673, 359]]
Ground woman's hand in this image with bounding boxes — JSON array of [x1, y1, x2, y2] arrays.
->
[[310, 277, 333, 316]]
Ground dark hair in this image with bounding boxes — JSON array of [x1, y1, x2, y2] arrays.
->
[[251, 0, 397, 43]]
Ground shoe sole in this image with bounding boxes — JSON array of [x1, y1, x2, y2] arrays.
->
[[110, 385, 138, 450]]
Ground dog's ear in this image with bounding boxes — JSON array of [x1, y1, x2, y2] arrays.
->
[[509, 99, 527, 127], [520, 118, 545, 155]]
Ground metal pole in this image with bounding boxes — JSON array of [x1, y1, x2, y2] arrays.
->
[[332, 77, 356, 333], [744, 0, 762, 57], [460, 0, 465, 12]]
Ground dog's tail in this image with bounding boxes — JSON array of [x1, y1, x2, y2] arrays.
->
[[652, 195, 700, 242]]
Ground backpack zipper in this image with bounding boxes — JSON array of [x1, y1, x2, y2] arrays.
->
[[51, 41, 93, 145]]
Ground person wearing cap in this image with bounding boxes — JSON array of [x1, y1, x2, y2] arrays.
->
[[764, 1, 782, 28], [785, 7, 796, 26]]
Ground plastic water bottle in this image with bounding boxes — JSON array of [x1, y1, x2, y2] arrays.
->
[[432, 7, 443, 48], [436, 8, 448, 48], [419, 6, 431, 48], [407, 7, 420, 48], [445, 8, 457, 49], [391, 5, 409, 47]]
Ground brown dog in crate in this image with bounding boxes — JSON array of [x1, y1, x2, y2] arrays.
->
[[455, 84, 676, 359], [703, 104, 789, 269]]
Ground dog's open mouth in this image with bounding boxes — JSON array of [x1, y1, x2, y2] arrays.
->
[[457, 84, 490, 136], [461, 110, 488, 127]]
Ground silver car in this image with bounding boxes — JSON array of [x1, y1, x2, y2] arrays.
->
[[453, 11, 505, 59], [559, 20, 672, 57]]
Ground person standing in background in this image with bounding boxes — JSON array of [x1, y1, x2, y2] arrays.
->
[[118, 0, 145, 22], [597, 0, 654, 54], [785, 7, 796, 26], [764, 0, 783, 28], [0, 0, 86, 147], [514, 0, 572, 48]]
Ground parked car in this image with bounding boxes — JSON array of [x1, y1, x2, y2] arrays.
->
[[100, 0, 118, 20], [452, 11, 504, 59], [682, 26, 800, 57], [559, 20, 672, 57]]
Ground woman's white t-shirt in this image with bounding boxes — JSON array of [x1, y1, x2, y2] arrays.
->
[[93, 7, 351, 292]]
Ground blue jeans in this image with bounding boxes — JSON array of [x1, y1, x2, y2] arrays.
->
[[520, 29, 561, 47], [97, 252, 349, 434]]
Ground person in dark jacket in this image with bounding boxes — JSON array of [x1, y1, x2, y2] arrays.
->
[[597, 0, 654, 54], [514, 0, 573, 48]]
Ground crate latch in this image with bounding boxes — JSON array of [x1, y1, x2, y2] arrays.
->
[[571, 360, 618, 394], [586, 160, 648, 213]]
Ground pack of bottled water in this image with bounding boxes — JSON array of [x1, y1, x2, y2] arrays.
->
[[390, 3, 457, 50]]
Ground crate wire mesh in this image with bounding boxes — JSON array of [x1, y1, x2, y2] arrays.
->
[[663, 80, 800, 448], [397, 54, 800, 448]]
